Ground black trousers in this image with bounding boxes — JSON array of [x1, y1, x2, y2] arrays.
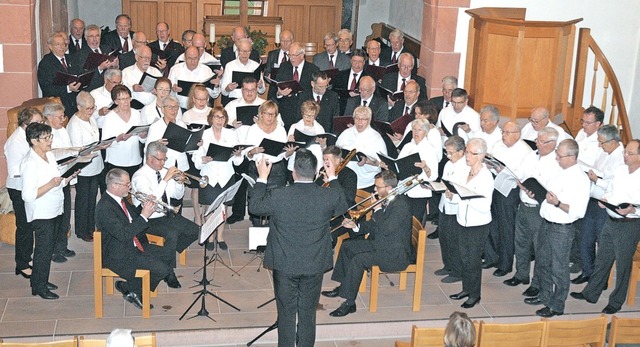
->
[[492, 188, 519, 272], [31, 215, 62, 292], [273, 270, 323, 347], [457, 222, 489, 299], [74, 174, 100, 239], [439, 213, 462, 277], [8, 188, 32, 271], [332, 238, 375, 301], [105, 244, 172, 297], [53, 185, 71, 254], [147, 214, 199, 268]]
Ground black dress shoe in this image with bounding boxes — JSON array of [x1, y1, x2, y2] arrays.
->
[[217, 240, 228, 250], [441, 275, 461, 283], [115, 280, 130, 297], [124, 291, 153, 310], [602, 305, 620, 314], [536, 306, 563, 318], [482, 261, 498, 269], [15, 268, 31, 279], [226, 214, 244, 224], [523, 286, 539, 297], [493, 269, 511, 277], [321, 287, 340, 298], [461, 297, 481, 309], [329, 301, 356, 317], [524, 297, 543, 306], [165, 273, 182, 289], [32, 289, 59, 300], [427, 229, 439, 239], [504, 277, 529, 286], [46, 282, 58, 290], [569, 292, 597, 304], [571, 274, 590, 284], [80, 234, 94, 242], [434, 268, 449, 276], [51, 253, 67, 263], [450, 291, 470, 300], [60, 249, 76, 258]]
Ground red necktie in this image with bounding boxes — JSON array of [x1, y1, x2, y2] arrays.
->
[[293, 66, 299, 83], [61, 57, 68, 71], [122, 38, 129, 53], [350, 73, 358, 91], [401, 78, 406, 91], [281, 52, 288, 64], [329, 54, 334, 68], [75, 39, 80, 51], [316, 95, 321, 103], [121, 199, 144, 252], [404, 106, 410, 116], [391, 52, 397, 64]]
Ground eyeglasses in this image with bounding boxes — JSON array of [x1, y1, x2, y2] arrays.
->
[[598, 139, 614, 145], [163, 105, 179, 110], [529, 117, 547, 124], [290, 52, 304, 57], [624, 151, 639, 156], [137, 55, 152, 61], [580, 119, 599, 125], [451, 101, 466, 106], [151, 155, 167, 162], [212, 115, 226, 120], [116, 96, 131, 101], [84, 105, 97, 111], [536, 138, 555, 145], [115, 182, 131, 188], [38, 134, 53, 141], [465, 150, 482, 156], [353, 117, 369, 121], [302, 114, 317, 119], [555, 150, 575, 158]]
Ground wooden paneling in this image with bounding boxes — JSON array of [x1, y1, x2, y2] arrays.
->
[[277, 5, 305, 41], [276, 0, 342, 43], [198, 0, 222, 35], [308, 6, 336, 43], [129, 1, 159, 36], [165, 1, 194, 40]]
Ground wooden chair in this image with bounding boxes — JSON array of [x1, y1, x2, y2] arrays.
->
[[394, 325, 445, 347], [6, 97, 62, 137], [542, 315, 607, 347], [608, 315, 640, 346], [607, 241, 640, 305], [477, 320, 546, 347], [334, 189, 374, 264], [78, 333, 155, 347], [93, 231, 152, 318], [0, 337, 77, 347], [369, 216, 426, 312]]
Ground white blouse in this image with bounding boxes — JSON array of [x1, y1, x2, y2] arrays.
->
[[21, 150, 65, 222], [102, 109, 144, 167], [193, 127, 243, 187], [66, 115, 104, 177]]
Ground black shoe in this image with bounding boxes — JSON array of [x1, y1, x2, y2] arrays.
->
[[124, 291, 152, 310], [115, 280, 130, 297], [329, 301, 356, 317], [493, 269, 511, 277], [226, 214, 244, 224], [569, 292, 597, 304], [15, 268, 31, 279], [51, 253, 67, 263], [536, 306, 563, 318], [165, 273, 181, 289], [427, 229, 439, 239], [450, 291, 469, 300], [46, 282, 58, 290], [321, 287, 340, 298], [571, 274, 590, 284], [32, 289, 59, 300], [569, 262, 582, 274], [205, 242, 215, 251], [523, 287, 539, 297], [602, 305, 619, 314], [461, 297, 481, 309], [60, 249, 76, 258], [524, 297, 543, 306], [217, 240, 228, 250], [80, 234, 94, 242], [441, 275, 461, 283], [482, 261, 498, 269], [504, 277, 529, 287], [434, 268, 449, 276]]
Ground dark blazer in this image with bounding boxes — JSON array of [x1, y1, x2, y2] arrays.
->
[[220, 46, 261, 69], [118, 50, 136, 70], [344, 95, 389, 120], [364, 57, 392, 69], [69, 44, 111, 91], [37, 52, 78, 116], [333, 69, 368, 115], [274, 61, 320, 130], [380, 72, 428, 101], [359, 194, 413, 272], [388, 100, 415, 123], [380, 47, 418, 75], [314, 166, 357, 207], [428, 96, 446, 117], [264, 49, 284, 101], [67, 35, 88, 55], [102, 30, 135, 54], [312, 51, 351, 71], [249, 180, 348, 274], [295, 89, 341, 133], [148, 39, 185, 73]]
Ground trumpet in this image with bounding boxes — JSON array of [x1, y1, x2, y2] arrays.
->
[[164, 167, 209, 188], [130, 190, 180, 215]]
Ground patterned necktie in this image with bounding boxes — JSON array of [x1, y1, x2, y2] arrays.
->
[[391, 52, 397, 64], [293, 66, 299, 83], [401, 78, 407, 91], [350, 73, 358, 91], [329, 54, 334, 68], [75, 39, 80, 51], [156, 171, 168, 204], [281, 52, 288, 64], [122, 38, 129, 53], [61, 57, 68, 71]]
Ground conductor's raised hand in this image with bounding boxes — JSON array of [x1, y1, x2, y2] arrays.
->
[[257, 157, 272, 180]]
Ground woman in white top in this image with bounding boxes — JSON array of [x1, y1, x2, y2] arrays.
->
[[66, 92, 105, 242], [144, 95, 190, 171], [446, 137, 494, 309], [102, 84, 147, 178], [286, 100, 325, 182], [181, 84, 211, 126], [140, 77, 182, 125], [21, 123, 78, 300], [193, 106, 244, 247], [399, 100, 443, 161]]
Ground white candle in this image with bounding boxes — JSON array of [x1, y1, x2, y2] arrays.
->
[[209, 24, 216, 43], [275, 24, 281, 44]]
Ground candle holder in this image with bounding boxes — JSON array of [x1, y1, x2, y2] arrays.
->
[[210, 42, 216, 56], [274, 42, 281, 49]]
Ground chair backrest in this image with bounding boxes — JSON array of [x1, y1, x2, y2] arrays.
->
[[411, 325, 445, 347], [78, 337, 105, 347], [477, 320, 546, 347], [411, 217, 425, 262], [134, 333, 156, 347], [93, 231, 103, 273], [543, 315, 607, 347], [0, 337, 77, 347], [607, 316, 640, 346], [6, 97, 62, 137]]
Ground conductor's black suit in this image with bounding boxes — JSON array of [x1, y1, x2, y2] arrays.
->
[[249, 180, 348, 347]]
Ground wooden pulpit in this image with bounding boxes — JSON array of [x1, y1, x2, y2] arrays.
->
[[464, 8, 582, 120]]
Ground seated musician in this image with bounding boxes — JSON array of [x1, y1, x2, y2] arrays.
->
[[95, 168, 171, 310], [131, 141, 200, 289], [322, 170, 413, 317]]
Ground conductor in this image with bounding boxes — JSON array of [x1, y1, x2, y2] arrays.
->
[[249, 149, 348, 347]]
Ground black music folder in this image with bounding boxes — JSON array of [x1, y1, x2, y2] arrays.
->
[[322, 68, 339, 84], [373, 114, 412, 136], [378, 152, 422, 180], [53, 70, 95, 89], [443, 179, 484, 200], [206, 143, 234, 162], [204, 62, 223, 75], [523, 139, 538, 151], [264, 76, 303, 94], [236, 105, 260, 126], [293, 129, 337, 146], [592, 198, 639, 217], [231, 65, 264, 88], [83, 49, 119, 70], [61, 161, 91, 178], [340, 148, 371, 163], [138, 72, 158, 93], [332, 116, 353, 136], [365, 63, 399, 81], [125, 125, 150, 136], [521, 177, 547, 204], [258, 138, 287, 157], [441, 121, 468, 137], [161, 122, 204, 153], [108, 99, 144, 110], [376, 84, 404, 102], [177, 77, 215, 97]]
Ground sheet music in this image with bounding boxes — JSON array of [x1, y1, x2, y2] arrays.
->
[[203, 177, 245, 216], [200, 204, 225, 243], [494, 170, 518, 197]]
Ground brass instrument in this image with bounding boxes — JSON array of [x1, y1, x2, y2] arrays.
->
[[322, 149, 357, 187], [164, 167, 210, 188], [130, 190, 180, 215], [330, 174, 422, 232]]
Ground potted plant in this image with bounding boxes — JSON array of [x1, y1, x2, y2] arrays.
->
[[216, 26, 268, 55]]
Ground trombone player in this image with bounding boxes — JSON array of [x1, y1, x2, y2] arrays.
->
[[131, 140, 200, 289], [322, 170, 413, 317]]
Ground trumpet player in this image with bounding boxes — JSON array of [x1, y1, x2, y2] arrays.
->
[[131, 140, 199, 289], [322, 170, 413, 317]]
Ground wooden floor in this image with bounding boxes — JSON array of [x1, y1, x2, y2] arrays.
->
[[1, 205, 639, 346]]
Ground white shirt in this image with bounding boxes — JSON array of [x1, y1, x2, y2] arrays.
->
[[90, 86, 113, 129], [575, 128, 603, 169], [347, 69, 362, 90], [286, 120, 325, 172], [452, 166, 494, 227], [439, 158, 469, 215], [539, 164, 590, 223], [140, 102, 184, 125], [398, 138, 439, 198], [193, 127, 243, 187], [220, 59, 265, 100], [603, 164, 640, 219], [102, 109, 144, 167], [472, 127, 502, 155], [589, 145, 625, 199], [66, 114, 104, 177], [168, 62, 220, 109], [5, 127, 29, 190], [402, 123, 443, 161], [122, 64, 163, 105], [144, 119, 190, 171], [336, 126, 387, 188], [182, 106, 211, 126], [521, 121, 572, 143], [131, 164, 185, 219], [518, 151, 561, 205], [491, 140, 533, 179], [437, 105, 481, 143], [21, 150, 64, 222], [176, 51, 220, 65], [244, 124, 288, 163]]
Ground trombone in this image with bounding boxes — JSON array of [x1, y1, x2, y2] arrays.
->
[[164, 167, 210, 188], [322, 149, 357, 188], [130, 189, 180, 215]]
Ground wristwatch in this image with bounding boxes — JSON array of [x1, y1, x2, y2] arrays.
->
[[555, 201, 561, 208]]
